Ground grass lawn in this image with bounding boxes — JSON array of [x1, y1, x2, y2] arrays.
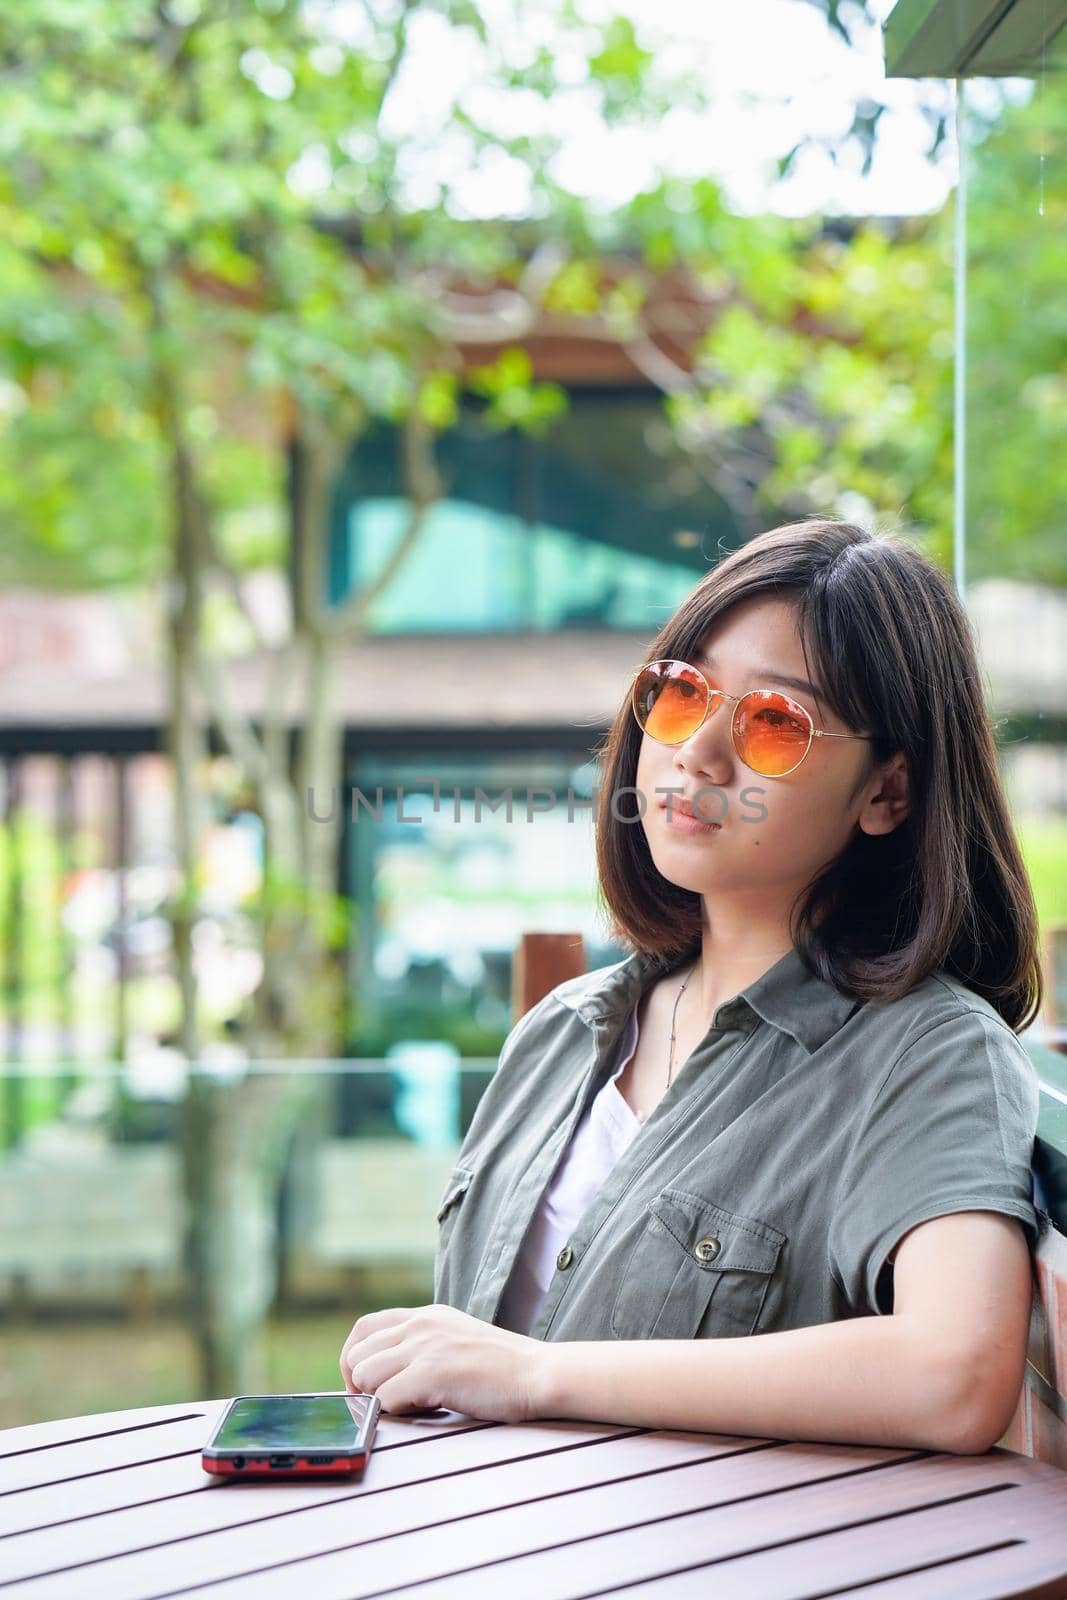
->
[[0, 1269, 433, 1430], [1018, 816, 1067, 931]]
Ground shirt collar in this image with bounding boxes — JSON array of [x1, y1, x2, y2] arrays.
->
[[559, 942, 860, 1056], [740, 944, 862, 1054]]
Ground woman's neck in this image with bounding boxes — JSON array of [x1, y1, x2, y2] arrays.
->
[[689, 912, 796, 1020]]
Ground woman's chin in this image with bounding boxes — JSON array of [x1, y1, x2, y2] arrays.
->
[[648, 850, 721, 895]]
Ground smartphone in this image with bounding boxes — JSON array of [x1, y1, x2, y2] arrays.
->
[[202, 1392, 380, 1479]]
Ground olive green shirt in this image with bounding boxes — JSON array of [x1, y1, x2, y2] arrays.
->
[[433, 945, 1045, 1341]]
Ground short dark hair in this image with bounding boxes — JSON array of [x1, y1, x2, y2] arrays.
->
[[594, 519, 1043, 1033]]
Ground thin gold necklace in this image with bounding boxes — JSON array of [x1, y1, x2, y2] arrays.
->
[[666, 960, 699, 1088]]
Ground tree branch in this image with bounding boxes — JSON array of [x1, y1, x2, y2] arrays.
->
[[325, 403, 444, 640], [203, 524, 274, 655], [196, 651, 269, 789]]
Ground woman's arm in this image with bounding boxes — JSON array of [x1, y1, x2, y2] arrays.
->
[[342, 1212, 1031, 1451], [533, 1211, 1033, 1455]]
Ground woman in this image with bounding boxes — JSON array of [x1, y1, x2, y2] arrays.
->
[[341, 519, 1046, 1454]]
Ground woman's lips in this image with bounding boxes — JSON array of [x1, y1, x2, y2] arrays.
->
[[661, 802, 723, 835]]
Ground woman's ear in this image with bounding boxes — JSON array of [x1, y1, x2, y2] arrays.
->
[[857, 750, 910, 837]]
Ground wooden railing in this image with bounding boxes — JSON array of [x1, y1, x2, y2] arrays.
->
[[515, 931, 1067, 1468]]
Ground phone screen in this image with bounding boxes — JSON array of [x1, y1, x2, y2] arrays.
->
[[211, 1394, 374, 1454]]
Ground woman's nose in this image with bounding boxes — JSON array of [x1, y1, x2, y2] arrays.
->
[[677, 694, 735, 777]]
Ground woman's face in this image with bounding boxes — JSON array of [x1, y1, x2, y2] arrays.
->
[[634, 595, 896, 913]]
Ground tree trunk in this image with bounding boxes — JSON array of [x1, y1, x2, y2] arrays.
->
[[182, 1072, 320, 1392], [175, 408, 349, 1396], [157, 354, 443, 1395]]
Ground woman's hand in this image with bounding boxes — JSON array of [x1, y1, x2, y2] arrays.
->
[[339, 1303, 550, 1423]]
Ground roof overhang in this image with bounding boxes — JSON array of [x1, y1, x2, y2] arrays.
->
[[884, 0, 1067, 77], [3, 583, 1066, 747], [0, 629, 650, 744]]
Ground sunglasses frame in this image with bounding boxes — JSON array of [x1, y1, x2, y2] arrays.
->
[[631, 658, 877, 778]]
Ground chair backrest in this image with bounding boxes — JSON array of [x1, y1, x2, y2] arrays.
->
[[512, 931, 587, 1020], [514, 931, 1067, 1467], [1000, 1224, 1067, 1466]]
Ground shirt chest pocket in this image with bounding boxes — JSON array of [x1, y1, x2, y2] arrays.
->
[[435, 1164, 476, 1244], [609, 1188, 786, 1341]]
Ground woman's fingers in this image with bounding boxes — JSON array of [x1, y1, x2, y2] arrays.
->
[[375, 1366, 429, 1414], [340, 1305, 415, 1382], [348, 1343, 409, 1396], [340, 1307, 416, 1387]]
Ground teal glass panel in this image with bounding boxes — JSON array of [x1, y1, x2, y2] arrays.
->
[[339, 497, 696, 633]]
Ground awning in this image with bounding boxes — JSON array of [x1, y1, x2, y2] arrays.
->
[[885, 0, 1067, 78]]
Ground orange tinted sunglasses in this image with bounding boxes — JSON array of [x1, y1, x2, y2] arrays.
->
[[631, 658, 876, 778]]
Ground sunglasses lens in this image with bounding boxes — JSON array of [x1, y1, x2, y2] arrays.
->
[[632, 662, 708, 744], [734, 691, 812, 775]]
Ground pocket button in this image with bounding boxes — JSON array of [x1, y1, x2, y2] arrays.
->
[[694, 1236, 721, 1262]]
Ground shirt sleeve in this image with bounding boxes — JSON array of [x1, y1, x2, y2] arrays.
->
[[827, 1007, 1042, 1318]]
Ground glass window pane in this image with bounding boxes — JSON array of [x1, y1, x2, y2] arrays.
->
[[961, 69, 1067, 1047]]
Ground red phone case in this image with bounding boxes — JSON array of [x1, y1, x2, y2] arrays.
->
[[202, 1450, 369, 1478]]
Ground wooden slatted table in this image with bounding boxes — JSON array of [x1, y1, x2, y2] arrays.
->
[[1, 1398, 1066, 1599]]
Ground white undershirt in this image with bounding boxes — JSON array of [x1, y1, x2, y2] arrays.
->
[[495, 1003, 643, 1336]]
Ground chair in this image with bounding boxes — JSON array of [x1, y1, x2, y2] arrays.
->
[[514, 932, 1067, 1467]]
